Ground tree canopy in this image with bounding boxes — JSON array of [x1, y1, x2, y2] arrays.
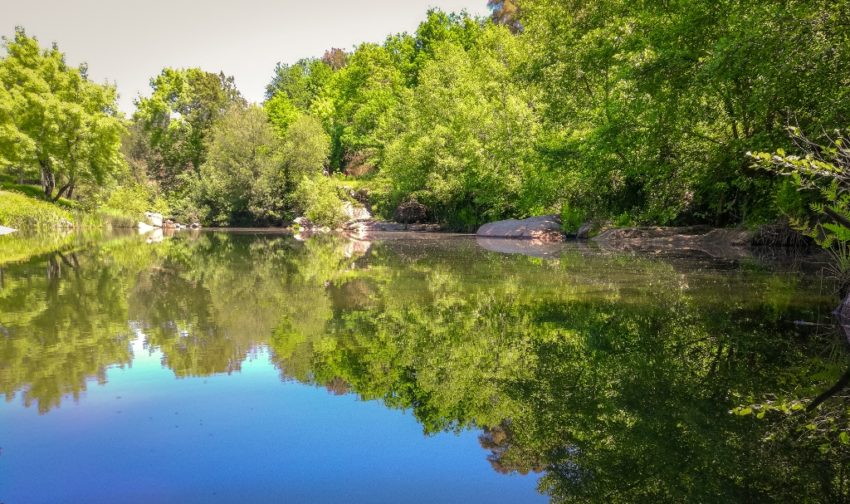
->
[[0, 28, 125, 200]]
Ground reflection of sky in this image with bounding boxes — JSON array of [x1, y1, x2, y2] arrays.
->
[[1, 336, 544, 504]]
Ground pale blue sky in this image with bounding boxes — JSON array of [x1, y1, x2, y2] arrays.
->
[[2, 0, 489, 114]]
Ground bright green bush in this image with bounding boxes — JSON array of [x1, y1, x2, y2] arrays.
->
[[293, 176, 347, 228]]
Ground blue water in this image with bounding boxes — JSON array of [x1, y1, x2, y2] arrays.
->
[[1, 339, 543, 504]]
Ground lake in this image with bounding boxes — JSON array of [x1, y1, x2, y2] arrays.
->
[[1, 230, 848, 503]]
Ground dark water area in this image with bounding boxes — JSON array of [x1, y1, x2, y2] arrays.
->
[[1, 231, 848, 503]]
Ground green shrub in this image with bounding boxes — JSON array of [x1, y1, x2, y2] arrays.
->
[[293, 176, 347, 228], [560, 204, 585, 234]]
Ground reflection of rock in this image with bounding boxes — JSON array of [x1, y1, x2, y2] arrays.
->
[[343, 238, 372, 259], [327, 279, 376, 311], [145, 229, 164, 244], [476, 236, 565, 259], [593, 226, 754, 259], [477, 215, 565, 242], [0, 225, 17, 236], [834, 294, 850, 344], [138, 222, 156, 234]]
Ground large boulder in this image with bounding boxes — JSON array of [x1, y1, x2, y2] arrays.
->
[[0, 225, 17, 236], [476, 215, 565, 242]]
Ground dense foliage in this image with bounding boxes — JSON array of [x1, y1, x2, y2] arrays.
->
[[0, 28, 124, 202], [2, 1, 849, 231]]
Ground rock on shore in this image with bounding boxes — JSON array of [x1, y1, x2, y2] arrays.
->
[[0, 225, 17, 236], [476, 215, 565, 242]]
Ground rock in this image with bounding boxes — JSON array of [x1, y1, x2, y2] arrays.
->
[[143, 212, 163, 228], [476, 215, 565, 242], [0, 225, 17, 236], [293, 217, 313, 229], [576, 221, 594, 240], [394, 198, 430, 224], [342, 201, 372, 222], [190, 222, 202, 229]]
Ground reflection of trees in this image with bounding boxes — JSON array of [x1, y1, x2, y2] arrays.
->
[[269, 242, 848, 502], [2, 230, 848, 501], [0, 240, 150, 413]]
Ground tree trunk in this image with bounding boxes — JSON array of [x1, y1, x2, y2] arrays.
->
[[53, 182, 72, 202], [807, 367, 850, 412], [40, 163, 55, 199]]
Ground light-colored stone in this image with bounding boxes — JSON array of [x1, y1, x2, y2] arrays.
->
[[476, 215, 565, 242], [342, 202, 372, 222], [143, 212, 163, 228], [0, 225, 17, 236]]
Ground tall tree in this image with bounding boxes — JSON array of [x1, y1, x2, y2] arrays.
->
[[0, 28, 125, 200], [133, 68, 244, 192]]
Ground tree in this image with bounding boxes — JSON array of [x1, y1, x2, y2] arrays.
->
[[381, 24, 544, 229], [487, 0, 521, 33], [133, 68, 244, 192], [194, 104, 283, 225], [0, 28, 125, 200]]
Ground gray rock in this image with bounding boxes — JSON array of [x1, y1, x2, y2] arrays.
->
[[576, 221, 594, 240], [476, 215, 565, 242]]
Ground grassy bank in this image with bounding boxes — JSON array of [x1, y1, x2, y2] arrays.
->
[[0, 190, 74, 229]]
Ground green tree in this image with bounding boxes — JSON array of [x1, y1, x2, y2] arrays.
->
[[133, 68, 244, 192], [193, 104, 284, 225], [0, 28, 125, 200], [381, 24, 544, 229]]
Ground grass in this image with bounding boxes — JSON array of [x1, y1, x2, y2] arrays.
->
[[0, 190, 74, 229]]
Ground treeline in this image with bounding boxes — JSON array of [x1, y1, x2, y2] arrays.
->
[[2, 0, 849, 230]]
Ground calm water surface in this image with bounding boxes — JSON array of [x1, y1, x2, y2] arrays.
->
[[1, 231, 848, 503]]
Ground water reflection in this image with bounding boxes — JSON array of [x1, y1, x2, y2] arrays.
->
[[0, 231, 848, 502]]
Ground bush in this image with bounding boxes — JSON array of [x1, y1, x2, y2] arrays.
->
[[394, 197, 430, 224], [100, 184, 169, 224], [560, 204, 584, 234], [293, 176, 347, 228]]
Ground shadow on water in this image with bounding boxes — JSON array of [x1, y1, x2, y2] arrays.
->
[[0, 230, 848, 502]]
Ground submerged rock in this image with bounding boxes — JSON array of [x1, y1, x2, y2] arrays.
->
[[593, 226, 754, 258], [476, 215, 565, 242], [0, 225, 17, 236]]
